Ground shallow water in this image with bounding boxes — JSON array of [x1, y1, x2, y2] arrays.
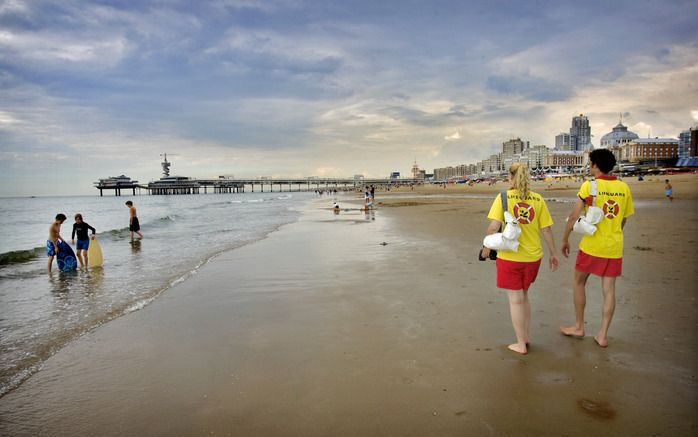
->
[[0, 192, 313, 396]]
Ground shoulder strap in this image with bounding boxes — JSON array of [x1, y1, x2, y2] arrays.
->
[[589, 179, 597, 205], [501, 190, 508, 215]]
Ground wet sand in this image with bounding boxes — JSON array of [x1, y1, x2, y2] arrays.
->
[[1, 176, 697, 436]]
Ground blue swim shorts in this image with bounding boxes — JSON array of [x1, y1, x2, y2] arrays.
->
[[46, 240, 56, 257], [76, 239, 90, 251]]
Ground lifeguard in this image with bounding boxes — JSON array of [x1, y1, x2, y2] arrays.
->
[[560, 149, 634, 348]]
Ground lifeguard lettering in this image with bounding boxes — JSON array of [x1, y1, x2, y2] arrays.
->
[[507, 194, 542, 202]]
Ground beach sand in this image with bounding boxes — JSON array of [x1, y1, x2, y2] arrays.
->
[[1, 175, 696, 436]]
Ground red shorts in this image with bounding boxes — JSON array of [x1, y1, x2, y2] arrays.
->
[[496, 258, 542, 291], [575, 251, 622, 277]]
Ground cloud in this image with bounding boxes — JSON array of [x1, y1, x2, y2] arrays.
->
[[692, 110, 698, 121], [205, 28, 345, 76], [486, 73, 574, 102], [444, 131, 461, 141]]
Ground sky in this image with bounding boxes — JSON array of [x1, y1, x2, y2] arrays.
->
[[1, 0, 697, 195]]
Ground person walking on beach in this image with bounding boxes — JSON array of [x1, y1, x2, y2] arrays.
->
[[370, 185, 375, 201], [47, 214, 67, 273], [125, 201, 143, 240], [664, 179, 673, 202], [560, 149, 634, 348], [482, 164, 559, 355], [71, 213, 96, 268]]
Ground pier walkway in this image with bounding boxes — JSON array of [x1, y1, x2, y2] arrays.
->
[[96, 178, 403, 196]]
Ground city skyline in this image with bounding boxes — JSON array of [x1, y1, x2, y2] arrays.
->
[[1, 0, 698, 195]]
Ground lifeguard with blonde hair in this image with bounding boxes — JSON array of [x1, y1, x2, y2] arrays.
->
[[482, 164, 559, 355]]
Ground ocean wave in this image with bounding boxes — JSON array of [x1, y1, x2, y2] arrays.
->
[[0, 247, 44, 266]]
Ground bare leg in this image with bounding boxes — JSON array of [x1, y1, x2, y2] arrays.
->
[[560, 270, 590, 337], [47, 256, 54, 273], [76, 250, 85, 267], [130, 231, 134, 241], [507, 290, 528, 354], [137, 231, 143, 239], [595, 276, 616, 347], [84, 252, 89, 267], [523, 290, 531, 344]]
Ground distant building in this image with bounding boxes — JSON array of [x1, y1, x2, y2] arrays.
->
[[390, 171, 401, 179], [528, 145, 551, 169], [620, 138, 679, 164], [544, 151, 585, 168], [502, 138, 528, 156], [678, 127, 698, 158], [600, 120, 638, 148], [570, 114, 592, 151], [555, 133, 571, 151], [353, 174, 364, 181], [412, 161, 424, 180]]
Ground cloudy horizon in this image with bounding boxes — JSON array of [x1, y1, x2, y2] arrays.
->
[[1, 0, 697, 195]]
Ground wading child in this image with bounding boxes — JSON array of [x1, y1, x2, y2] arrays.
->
[[482, 164, 559, 355], [125, 201, 143, 240], [47, 214, 67, 273], [71, 213, 96, 268], [560, 148, 634, 348]]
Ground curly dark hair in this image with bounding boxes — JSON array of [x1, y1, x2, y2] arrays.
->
[[589, 149, 616, 174]]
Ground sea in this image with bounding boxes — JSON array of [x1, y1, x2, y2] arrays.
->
[[0, 191, 314, 397]]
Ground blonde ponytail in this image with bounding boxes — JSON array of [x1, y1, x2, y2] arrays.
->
[[509, 164, 530, 199]]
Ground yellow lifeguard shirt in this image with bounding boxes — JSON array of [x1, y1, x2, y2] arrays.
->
[[577, 176, 634, 259], [487, 189, 553, 262]]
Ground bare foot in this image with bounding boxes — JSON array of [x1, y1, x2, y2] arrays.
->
[[594, 336, 608, 348], [508, 343, 528, 355], [560, 326, 585, 338]]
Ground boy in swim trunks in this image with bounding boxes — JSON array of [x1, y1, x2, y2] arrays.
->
[[47, 214, 67, 273], [560, 149, 634, 347], [664, 179, 673, 202], [125, 201, 143, 240], [71, 213, 96, 268]]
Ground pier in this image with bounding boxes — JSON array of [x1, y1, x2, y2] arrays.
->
[[94, 155, 403, 196], [95, 177, 398, 196]]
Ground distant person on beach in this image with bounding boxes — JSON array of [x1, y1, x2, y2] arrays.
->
[[370, 185, 375, 201], [47, 214, 67, 273], [125, 201, 143, 240], [560, 149, 634, 348], [333, 201, 340, 214], [664, 179, 673, 202], [482, 164, 559, 355], [71, 213, 96, 268]]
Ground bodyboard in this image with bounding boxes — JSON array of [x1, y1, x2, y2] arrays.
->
[[56, 240, 77, 272], [88, 238, 103, 267]]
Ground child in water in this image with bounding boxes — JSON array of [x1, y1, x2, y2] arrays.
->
[[72, 213, 96, 268], [125, 201, 143, 240], [47, 214, 67, 273]]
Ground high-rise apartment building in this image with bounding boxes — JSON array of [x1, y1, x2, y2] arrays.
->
[[502, 138, 528, 157], [555, 133, 571, 151], [570, 114, 592, 151], [678, 128, 697, 158]]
